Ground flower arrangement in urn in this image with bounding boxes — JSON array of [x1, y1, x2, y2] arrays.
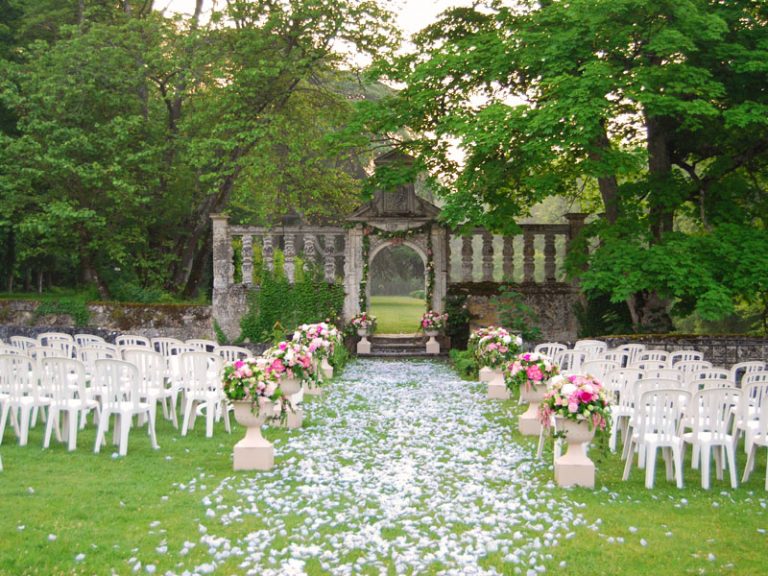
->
[[222, 357, 286, 416], [470, 326, 523, 369], [505, 352, 559, 392], [350, 312, 377, 334], [420, 310, 448, 332], [292, 322, 341, 359], [539, 374, 611, 431], [263, 341, 315, 383]]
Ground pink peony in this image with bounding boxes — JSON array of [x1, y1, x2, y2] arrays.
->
[[526, 365, 543, 381], [269, 359, 285, 374]]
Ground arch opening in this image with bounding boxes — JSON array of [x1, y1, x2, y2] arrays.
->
[[368, 242, 426, 334]]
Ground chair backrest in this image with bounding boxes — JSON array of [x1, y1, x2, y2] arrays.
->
[[574, 340, 607, 360], [603, 350, 630, 368], [674, 360, 713, 376], [151, 337, 186, 357], [122, 348, 166, 395], [40, 357, 86, 401], [581, 360, 619, 380], [696, 378, 738, 391], [618, 343, 646, 366], [215, 346, 252, 363], [668, 350, 704, 366], [741, 371, 768, 389], [179, 351, 222, 393], [628, 360, 668, 371], [639, 349, 670, 364], [736, 381, 768, 426], [534, 342, 567, 357], [554, 349, 587, 373], [94, 359, 141, 409], [115, 334, 151, 348], [0, 344, 24, 356], [730, 361, 766, 387], [30, 345, 70, 361], [641, 368, 684, 382], [78, 346, 119, 378], [34, 338, 75, 359], [74, 333, 106, 348], [635, 388, 690, 440], [37, 332, 74, 347], [9, 336, 37, 352], [690, 387, 740, 438], [0, 354, 38, 399], [185, 339, 218, 353], [687, 367, 732, 385], [604, 368, 643, 407], [635, 378, 685, 408]]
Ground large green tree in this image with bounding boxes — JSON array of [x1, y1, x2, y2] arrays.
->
[[0, 0, 397, 298], [349, 0, 768, 332]]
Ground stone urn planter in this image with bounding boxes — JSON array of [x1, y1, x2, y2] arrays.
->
[[320, 357, 333, 380], [553, 417, 596, 488], [518, 382, 548, 436], [232, 398, 275, 471], [356, 327, 371, 355], [280, 377, 304, 427], [425, 330, 440, 355], [485, 368, 510, 400]]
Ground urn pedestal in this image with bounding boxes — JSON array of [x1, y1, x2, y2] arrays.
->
[[425, 330, 440, 355], [233, 400, 274, 471], [320, 357, 334, 380], [518, 382, 547, 436], [554, 417, 596, 488], [281, 377, 304, 429], [485, 368, 510, 400], [356, 328, 371, 355]]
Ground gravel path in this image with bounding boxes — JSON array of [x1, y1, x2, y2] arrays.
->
[[157, 359, 586, 576]]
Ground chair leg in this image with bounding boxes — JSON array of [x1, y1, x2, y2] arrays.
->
[[725, 444, 738, 489], [674, 445, 684, 489], [714, 446, 724, 481], [118, 413, 130, 456], [18, 406, 32, 446], [663, 447, 674, 481], [645, 444, 658, 489], [622, 438, 636, 481], [66, 411, 78, 451], [43, 411, 56, 448], [181, 399, 193, 436], [221, 401, 231, 433], [147, 409, 159, 450], [0, 403, 10, 446], [205, 401, 215, 438], [701, 444, 711, 490], [743, 444, 756, 483], [94, 412, 109, 454]]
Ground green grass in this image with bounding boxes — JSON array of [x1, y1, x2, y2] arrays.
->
[[2, 373, 768, 575], [369, 295, 425, 334]]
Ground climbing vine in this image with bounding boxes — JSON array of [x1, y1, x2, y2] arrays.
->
[[358, 222, 435, 311]]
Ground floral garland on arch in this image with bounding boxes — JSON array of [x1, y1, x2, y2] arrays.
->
[[358, 222, 436, 312]]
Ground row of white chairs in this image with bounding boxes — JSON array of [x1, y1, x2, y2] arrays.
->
[[0, 350, 236, 456]]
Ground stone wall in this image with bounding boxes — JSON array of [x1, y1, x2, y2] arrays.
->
[[454, 282, 581, 342], [601, 335, 768, 368], [0, 300, 214, 342]]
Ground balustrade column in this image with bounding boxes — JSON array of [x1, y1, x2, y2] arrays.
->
[[544, 233, 556, 283], [461, 235, 473, 282], [303, 235, 316, 272], [284, 233, 296, 284], [241, 234, 253, 286], [211, 214, 233, 290], [523, 229, 535, 283], [481, 231, 494, 282], [502, 236, 514, 282], [324, 234, 336, 283], [263, 234, 274, 273]]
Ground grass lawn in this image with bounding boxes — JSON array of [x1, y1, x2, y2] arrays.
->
[[0, 361, 767, 575], [369, 295, 425, 334]]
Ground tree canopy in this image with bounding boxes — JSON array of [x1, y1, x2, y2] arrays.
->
[[350, 0, 768, 332]]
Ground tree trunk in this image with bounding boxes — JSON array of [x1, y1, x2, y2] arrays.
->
[[588, 126, 620, 224], [646, 114, 675, 242]]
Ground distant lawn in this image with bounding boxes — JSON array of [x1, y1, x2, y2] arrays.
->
[[370, 295, 425, 334]]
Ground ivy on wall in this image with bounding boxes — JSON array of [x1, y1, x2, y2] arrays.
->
[[239, 271, 345, 343], [358, 222, 435, 311]]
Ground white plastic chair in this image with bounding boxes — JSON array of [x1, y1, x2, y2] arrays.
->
[[533, 342, 567, 358], [573, 339, 607, 360], [0, 354, 50, 446], [93, 359, 159, 456], [178, 352, 229, 438], [603, 350, 630, 368], [123, 348, 177, 428], [623, 388, 690, 489], [628, 360, 668, 371], [638, 350, 670, 365], [78, 346, 120, 381], [151, 337, 186, 358], [215, 346, 252, 363], [185, 339, 218, 353], [730, 361, 766, 387], [554, 349, 587, 373], [9, 336, 36, 353], [733, 377, 768, 454], [668, 350, 704, 367], [604, 368, 643, 452], [686, 367, 732, 389], [41, 358, 97, 451], [682, 387, 740, 489], [675, 360, 713, 379], [115, 334, 151, 348], [641, 368, 685, 383], [618, 343, 646, 366], [29, 345, 71, 361], [581, 359, 619, 380], [742, 400, 768, 490], [37, 332, 74, 346], [74, 333, 106, 348]]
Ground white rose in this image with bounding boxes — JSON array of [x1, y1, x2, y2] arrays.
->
[[561, 383, 577, 397]]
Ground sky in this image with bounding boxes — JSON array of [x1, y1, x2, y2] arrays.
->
[[162, 0, 468, 36]]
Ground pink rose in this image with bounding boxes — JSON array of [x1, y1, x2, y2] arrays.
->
[[568, 401, 579, 413], [269, 359, 285, 374], [526, 365, 543, 381]]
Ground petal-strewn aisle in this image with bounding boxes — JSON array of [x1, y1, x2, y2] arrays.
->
[[156, 359, 587, 576]]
